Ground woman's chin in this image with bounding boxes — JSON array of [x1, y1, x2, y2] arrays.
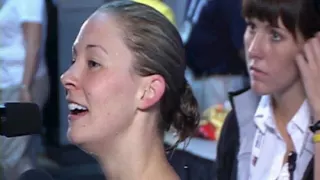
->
[[66, 128, 101, 155], [67, 128, 84, 145], [251, 81, 271, 95]]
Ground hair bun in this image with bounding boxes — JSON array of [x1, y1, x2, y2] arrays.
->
[[171, 79, 200, 143]]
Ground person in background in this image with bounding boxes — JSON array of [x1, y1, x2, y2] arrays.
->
[[216, 0, 320, 179], [184, 0, 248, 113], [60, 1, 199, 180], [0, 0, 50, 179], [132, 0, 176, 26], [179, 0, 206, 44]]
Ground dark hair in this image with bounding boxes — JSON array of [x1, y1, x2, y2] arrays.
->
[[242, 0, 320, 40], [97, 1, 200, 143]]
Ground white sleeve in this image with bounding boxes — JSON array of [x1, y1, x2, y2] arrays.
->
[[16, 0, 45, 23]]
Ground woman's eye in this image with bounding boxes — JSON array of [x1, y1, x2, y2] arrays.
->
[[71, 57, 76, 65], [246, 22, 256, 34], [88, 60, 100, 68], [271, 30, 282, 41]]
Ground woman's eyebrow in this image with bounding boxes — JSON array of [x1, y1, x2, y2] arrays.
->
[[86, 44, 108, 55]]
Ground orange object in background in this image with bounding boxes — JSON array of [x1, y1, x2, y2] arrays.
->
[[195, 103, 231, 141]]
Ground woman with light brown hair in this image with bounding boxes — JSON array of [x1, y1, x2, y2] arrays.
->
[[60, 1, 200, 180]]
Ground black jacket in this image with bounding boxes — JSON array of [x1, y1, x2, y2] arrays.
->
[[216, 88, 314, 180]]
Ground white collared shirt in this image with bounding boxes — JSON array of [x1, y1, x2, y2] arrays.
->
[[249, 95, 314, 180]]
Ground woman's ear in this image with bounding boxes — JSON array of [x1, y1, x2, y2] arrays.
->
[[136, 75, 165, 110]]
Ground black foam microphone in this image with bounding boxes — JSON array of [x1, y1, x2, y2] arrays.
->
[[18, 169, 54, 180], [0, 102, 42, 137]]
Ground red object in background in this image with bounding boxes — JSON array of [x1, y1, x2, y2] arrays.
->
[[196, 123, 217, 140]]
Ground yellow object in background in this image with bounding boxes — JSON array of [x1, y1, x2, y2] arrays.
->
[[133, 0, 176, 26], [202, 104, 230, 141], [313, 134, 320, 143]]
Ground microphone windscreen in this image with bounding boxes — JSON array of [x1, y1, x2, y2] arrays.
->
[[19, 169, 54, 180], [2, 103, 41, 137]]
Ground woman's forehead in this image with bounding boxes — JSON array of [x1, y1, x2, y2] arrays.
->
[[75, 13, 123, 43]]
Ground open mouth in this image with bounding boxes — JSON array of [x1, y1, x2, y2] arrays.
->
[[68, 103, 89, 116]]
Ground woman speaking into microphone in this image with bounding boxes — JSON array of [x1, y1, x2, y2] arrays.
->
[[60, 1, 200, 180]]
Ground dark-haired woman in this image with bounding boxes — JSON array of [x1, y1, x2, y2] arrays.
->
[[60, 1, 200, 180], [216, 0, 320, 179]]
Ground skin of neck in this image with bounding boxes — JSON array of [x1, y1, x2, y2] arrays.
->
[[271, 79, 306, 125], [94, 110, 179, 180]]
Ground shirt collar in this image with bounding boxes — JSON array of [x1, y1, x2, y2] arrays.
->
[[254, 96, 312, 134], [289, 100, 312, 134], [254, 95, 273, 133]]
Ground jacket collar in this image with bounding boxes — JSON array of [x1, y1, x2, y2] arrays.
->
[[228, 87, 260, 132]]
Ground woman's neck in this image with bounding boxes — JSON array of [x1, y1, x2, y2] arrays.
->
[[97, 116, 179, 180], [271, 80, 306, 125]]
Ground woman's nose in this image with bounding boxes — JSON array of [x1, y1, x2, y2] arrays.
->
[[248, 33, 265, 60], [60, 66, 80, 91]]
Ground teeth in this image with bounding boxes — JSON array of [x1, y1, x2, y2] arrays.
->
[[68, 103, 88, 111]]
